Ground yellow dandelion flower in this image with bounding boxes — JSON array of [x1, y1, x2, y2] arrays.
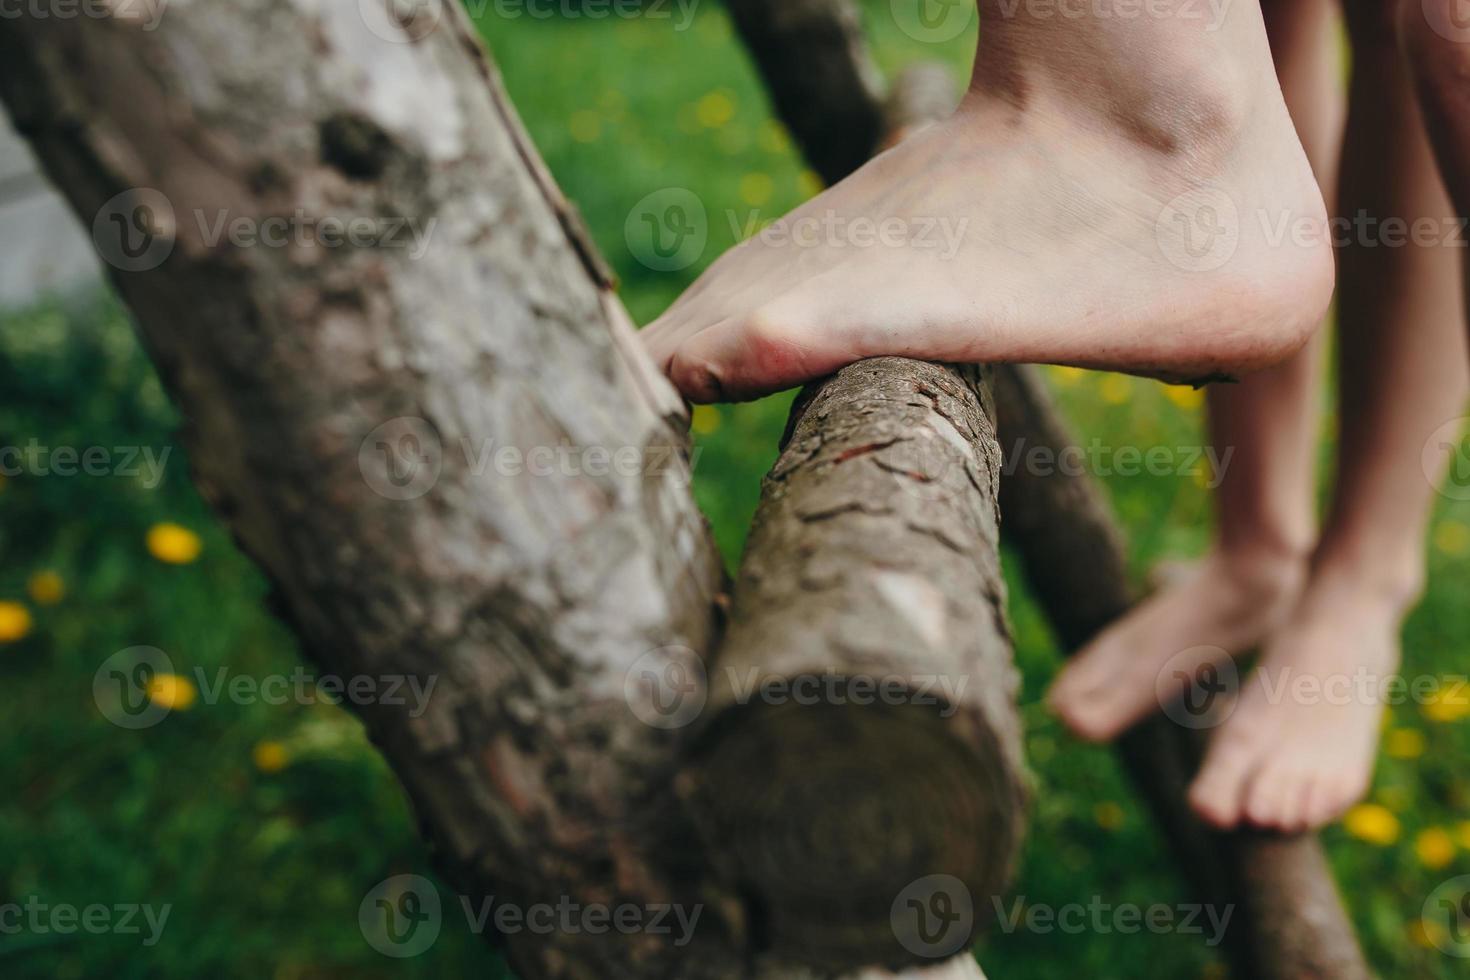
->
[[1048, 365, 1086, 387], [1384, 727, 1426, 759], [1454, 821, 1470, 850], [146, 673, 197, 711], [253, 740, 290, 774], [147, 523, 202, 565], [1415, 827, 1457, 870], [1199, 963, 1228, 980], [695, 90, 736, 129], [0, 601, 33, 644], [1163, 384, 1204, 410], [690, 405, 722, 437], [1342, 803, 1401, 846], [1410, 918, 1448, 950], [797, 169, 824, 198], [1093, 801, 1125, 831], [1422, 682, 1470, 723], [1099, 374, 1132, 405], [1434, 520, 1470, 557], [739, 172, 775, 208], [568, 110, 601, 144], [26, 570, 65, 606]]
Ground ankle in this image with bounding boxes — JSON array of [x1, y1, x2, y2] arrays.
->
[[1307, 549, 1426, 620], [968, 5, 1256, 163], [1213, 540, 1311, 599]]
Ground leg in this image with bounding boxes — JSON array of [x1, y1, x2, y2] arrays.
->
[[641, 0, 1336, 402], [1049, 0, 1343, 741], [1403, 0, 1470, 357], [1191, 3, 1470, 831]]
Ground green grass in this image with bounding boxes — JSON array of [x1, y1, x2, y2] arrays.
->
[[3, 2, 1470, 978]]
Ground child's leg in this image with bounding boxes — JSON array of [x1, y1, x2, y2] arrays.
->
[[641, 0, 1336, 402], [1403, 0, 1470, 348], [1190, 5, 1470, 831], [1048, 0, 1343, 742]]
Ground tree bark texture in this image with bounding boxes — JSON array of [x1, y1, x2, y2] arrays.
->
[[685, 359, 1026, 972], [0, 3, 1020, 979]]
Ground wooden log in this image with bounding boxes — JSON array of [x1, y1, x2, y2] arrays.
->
[[683, 360, 1026, 971]]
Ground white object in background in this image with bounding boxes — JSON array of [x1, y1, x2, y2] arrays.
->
[[0, 108, 101, 308]]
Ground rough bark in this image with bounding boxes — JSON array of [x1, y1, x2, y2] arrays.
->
[[0, 5, 733, 979], [719, 0, 1372, 976], [685, 360, 1026, 972]]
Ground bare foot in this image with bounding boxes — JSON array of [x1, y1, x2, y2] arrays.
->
[[1188, 575, 1410, 832], [641, 14, 1335, 402], [1048, 549, 1307, 742]]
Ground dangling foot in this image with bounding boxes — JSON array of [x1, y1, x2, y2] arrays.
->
[[641, 12, 1335, 402], [1188, 574, 1412, 832], [1048, 548, 1308, 742]]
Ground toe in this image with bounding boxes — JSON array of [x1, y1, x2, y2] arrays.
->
[[1189, 737, 1263, 829], [1243, 762, 1298, 832], [668, 302, 846, 403]]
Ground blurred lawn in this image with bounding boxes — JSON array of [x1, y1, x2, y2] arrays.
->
[[3, 2, 1470, 978]]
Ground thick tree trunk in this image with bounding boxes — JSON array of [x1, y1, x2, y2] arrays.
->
[[687, 359, 1026, 971], [0, 4, 1018, 978], [719, 1, 1371, 976], [0, 5, 734, 979]]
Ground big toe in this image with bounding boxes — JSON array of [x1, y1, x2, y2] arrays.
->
[[1189, 735, 1264, 829]]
